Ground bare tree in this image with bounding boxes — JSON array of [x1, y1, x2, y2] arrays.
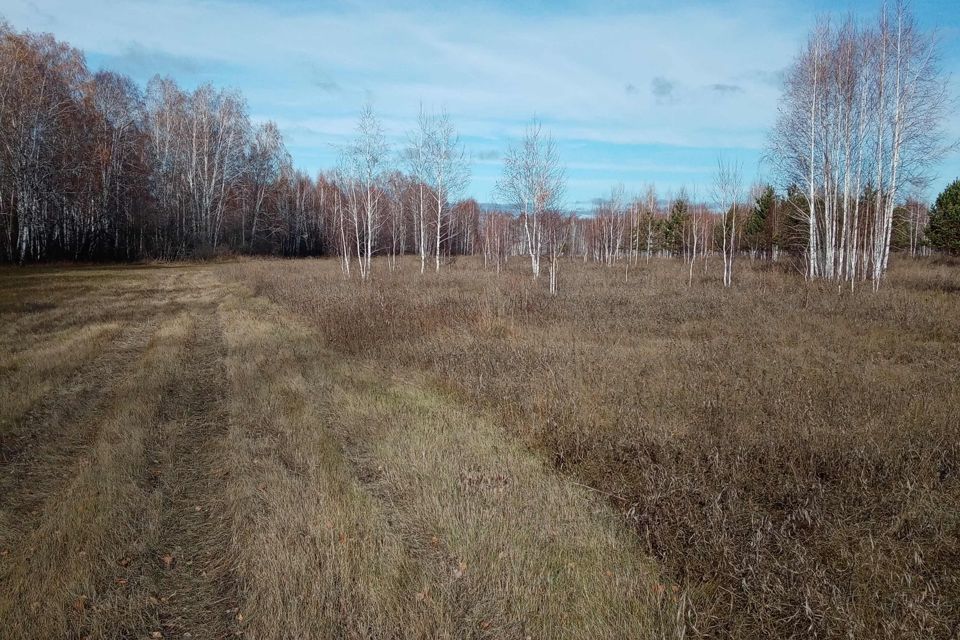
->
[[769, 2, 950, 289], [246, 121, 287, 249], [687, 195, 704, 287], [342, 104, 389, 281], [595, 185, 626, 267], [403, 106, 433, 275], [495, 119, 566, 280], [425, 109, 469, 272], [184, 85, 250, 249], [643, 186, 658, 262], [713, 159, 743, 287], [385, 172, 409, 271], [481, 210, 513, 274], [543, 210, 570, 295], [903, 196, 929, 257]]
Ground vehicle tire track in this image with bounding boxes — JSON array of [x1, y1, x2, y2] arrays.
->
[[0, 309, 196, 639], [84, 280, 242, 639], [0, 300, 172, 551]]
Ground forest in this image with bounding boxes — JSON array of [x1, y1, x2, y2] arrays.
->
[[0, 7, 955, 287]]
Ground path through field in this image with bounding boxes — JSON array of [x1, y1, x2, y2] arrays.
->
[[0, 265, 675, 639]]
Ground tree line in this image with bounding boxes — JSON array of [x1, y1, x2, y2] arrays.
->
[[0, 22, 481, 265], [1, 3, 955, 289]]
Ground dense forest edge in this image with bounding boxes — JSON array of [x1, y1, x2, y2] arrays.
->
[[0, 9, 957, 286]]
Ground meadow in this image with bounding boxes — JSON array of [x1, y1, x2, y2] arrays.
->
[[1, 256, 958, 638]]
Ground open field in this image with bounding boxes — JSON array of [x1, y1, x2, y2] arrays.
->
[[1, 257, 958, 638], [0, 261, 676, 639]]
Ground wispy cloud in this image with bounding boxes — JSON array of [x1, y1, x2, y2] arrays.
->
[[473, 149, 500, 161], [20, 1, 57, 27], [651, 77, 676, 103], [3, 0, 956, 200], [710, 83, 744, 94], [103, 42, 203, 77]]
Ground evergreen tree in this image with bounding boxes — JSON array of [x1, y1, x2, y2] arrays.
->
[[927, 179, 960, 255], [662, 194, 688, 256], [746, 185, 775, 257]]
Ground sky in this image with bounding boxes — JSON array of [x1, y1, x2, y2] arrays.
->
[[2, 0, 958, 209]]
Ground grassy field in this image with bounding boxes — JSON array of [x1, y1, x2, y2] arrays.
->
[[1, 257, 958, 638], [0, 262, 677, 639]]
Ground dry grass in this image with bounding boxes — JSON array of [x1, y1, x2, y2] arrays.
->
[[4, 255, 956, 637], [215, 289, 674, 639], [1, 262, 677, 638], [0, 267, 240, 638], [332, 371, 672, 638], [225, 255, 960, 639]]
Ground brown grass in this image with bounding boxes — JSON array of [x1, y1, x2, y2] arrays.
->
[[0, 267, 241, 638], [1, 262, 677, 638], [224, 255, 960, 639], [214, 288, 674, 639]]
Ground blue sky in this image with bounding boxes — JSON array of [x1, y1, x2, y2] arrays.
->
[[3, 0, 958, 208]]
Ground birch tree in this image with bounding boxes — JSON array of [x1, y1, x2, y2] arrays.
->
[[404, 106, 433, 274], [481, 210, 513, 273], [543, 210, 570, 294], [183, 85, 250, 249], [770, 2, 949, 288], [495, 120, 566, 280], [713, 159, 743, 287], [425, 109, 469, 271], [343, 104, 388, 280], [245, 121, 287, 249]]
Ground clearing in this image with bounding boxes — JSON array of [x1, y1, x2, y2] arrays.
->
[[0, 263, 676, 639]]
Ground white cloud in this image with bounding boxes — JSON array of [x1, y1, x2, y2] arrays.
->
[[5, 0, 800, 145], [6, 0, 955, 198]]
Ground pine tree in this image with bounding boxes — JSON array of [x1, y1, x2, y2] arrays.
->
[[662, 195, 688, 256], [746, 185, 775, 258], [927, 179, 960, 255]]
